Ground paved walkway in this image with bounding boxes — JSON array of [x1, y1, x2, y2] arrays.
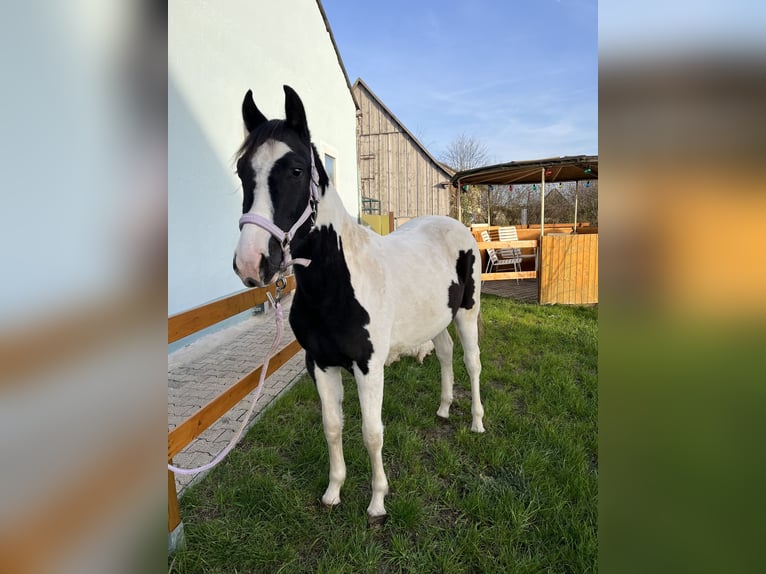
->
[[168, 294, 306, 494]]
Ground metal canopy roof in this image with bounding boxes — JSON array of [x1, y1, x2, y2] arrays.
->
[[451, 155, 598, 186]]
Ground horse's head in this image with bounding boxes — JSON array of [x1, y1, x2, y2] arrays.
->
[[233, 85, 326, 287]]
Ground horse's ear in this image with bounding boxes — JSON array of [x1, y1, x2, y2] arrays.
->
[[283, 85, 309, 139], [242, 89, 267, 133]]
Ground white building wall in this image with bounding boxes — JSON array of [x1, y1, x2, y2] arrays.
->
[[169, 0, 358, 315]]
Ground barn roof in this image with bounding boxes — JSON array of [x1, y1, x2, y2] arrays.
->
[[451, 155, 598, 186], [353, 78, 453, 181]]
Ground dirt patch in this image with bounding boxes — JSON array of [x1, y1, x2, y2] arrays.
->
[[434, 506, 465, 529], [487, 379, 506, 392], [423, 416, 457, 442]]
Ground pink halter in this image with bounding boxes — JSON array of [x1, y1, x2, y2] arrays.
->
[[238, 147, 320, 269]]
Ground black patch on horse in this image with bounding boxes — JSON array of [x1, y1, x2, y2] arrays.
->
[[289, 225, 375, 375], [447, 249, 476, 317], [305, 353, 317, 382]]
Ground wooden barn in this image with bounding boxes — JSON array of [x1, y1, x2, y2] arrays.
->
[[353, 78, 452, 228]]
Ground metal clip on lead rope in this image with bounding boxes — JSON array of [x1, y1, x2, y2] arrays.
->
[[274, 275, 287, 303]]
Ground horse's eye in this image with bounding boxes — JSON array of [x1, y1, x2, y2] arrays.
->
[[292, 168, 303, 177]]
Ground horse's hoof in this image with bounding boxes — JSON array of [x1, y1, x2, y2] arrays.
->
[[436, 414, 450, 425], [367, 513, 388, 528], [319, 498, 341, 510]]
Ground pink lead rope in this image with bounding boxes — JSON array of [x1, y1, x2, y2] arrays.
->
[[168, 296, 284, 476]]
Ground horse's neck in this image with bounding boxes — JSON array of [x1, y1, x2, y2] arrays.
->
[[293, 183, 368, 295], [314, 183, 357, 235]]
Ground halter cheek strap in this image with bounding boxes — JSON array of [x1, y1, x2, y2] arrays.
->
[[238, 148, 320, 269]]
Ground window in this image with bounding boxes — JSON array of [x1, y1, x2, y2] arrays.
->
[[324, 153, 336, 187]]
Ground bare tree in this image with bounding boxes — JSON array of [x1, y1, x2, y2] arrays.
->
[[487, 181, 599, 227], [440, 133, 490, 172], [441, 134, 491, 223]]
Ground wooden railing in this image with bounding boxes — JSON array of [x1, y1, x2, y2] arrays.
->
[[476, 235, 599, 303], [168, 277, 302, 538], [472, 223, 599, 304], [475, 239, 540, 281], [168, 276, 296, 343]]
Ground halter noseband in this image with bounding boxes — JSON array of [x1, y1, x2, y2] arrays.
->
[[238, 146, 320, 270]]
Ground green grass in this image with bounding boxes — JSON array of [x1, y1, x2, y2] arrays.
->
[[170, 296, 597, 573]]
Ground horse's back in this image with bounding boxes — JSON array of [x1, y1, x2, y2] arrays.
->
[[373, 216, 481, 350], [384, 216, 478, 264], [391, 215, 474, 243]]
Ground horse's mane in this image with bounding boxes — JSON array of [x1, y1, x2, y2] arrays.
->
[[235, 119, 292, 162]]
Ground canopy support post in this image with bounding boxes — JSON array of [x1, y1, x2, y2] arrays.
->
[[574, 180, 579, 233], [540, 167, 545, 238]]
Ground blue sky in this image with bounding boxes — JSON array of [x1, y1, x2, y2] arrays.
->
[[321, 0, 598, 165]]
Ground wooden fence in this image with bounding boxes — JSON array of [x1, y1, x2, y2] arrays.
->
[[167, 277, 302, 543], [539, 234, 598, 304], [475, 238, 539, 282], [472, 226, 539, 282], [472, 224, 598, 304]]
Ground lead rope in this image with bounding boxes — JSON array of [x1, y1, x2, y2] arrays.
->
[[168, 280, 286, 475]]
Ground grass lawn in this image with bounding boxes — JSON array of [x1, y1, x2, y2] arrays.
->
[[169, 294, 598, 573]]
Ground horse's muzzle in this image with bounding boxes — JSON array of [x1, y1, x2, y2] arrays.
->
[[233, 252, 279, 288]]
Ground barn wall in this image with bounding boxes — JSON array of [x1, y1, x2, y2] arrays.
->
[[353, 82, 451, 222]]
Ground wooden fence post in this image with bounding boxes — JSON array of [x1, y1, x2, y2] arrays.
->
[[168, 466, 184, 553], [537, 235, 544, 302]]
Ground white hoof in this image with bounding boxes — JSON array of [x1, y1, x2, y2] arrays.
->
[[321, 493, 341, 507], [471, 421, 485, 433]]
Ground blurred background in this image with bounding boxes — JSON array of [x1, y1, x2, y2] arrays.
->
[[1, 0, 764, 572], [0, 1, 166, 572], [600, 1, 766, 572]]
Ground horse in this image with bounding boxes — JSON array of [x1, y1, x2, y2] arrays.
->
[[232, 85, 484, 524]]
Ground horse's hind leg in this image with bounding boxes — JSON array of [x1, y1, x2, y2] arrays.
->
[[314, 365, 346, 506], [433, 329, 454, 419], [455, 309, 485, 433]]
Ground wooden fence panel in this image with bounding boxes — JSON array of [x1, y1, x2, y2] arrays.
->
[[361, 213, 394, 235], [476, 239, 539, 282], [168, 276, 296, 344], [539, 235, 598, 304]]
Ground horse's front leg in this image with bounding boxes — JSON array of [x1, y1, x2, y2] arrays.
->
[[354, 361, 389, 524], [314, 364, 346, 507]]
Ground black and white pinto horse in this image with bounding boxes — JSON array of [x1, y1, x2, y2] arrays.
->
[[233, 86, 484, 524]]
